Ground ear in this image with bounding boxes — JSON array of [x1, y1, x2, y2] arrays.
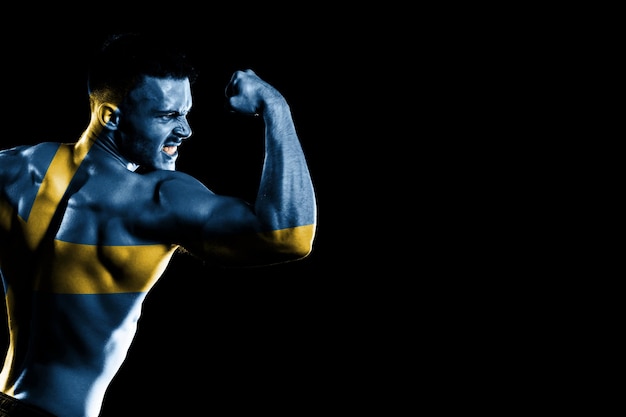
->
[[97, 103, 120, 129]]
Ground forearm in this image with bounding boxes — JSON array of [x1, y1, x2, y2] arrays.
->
[[219, 69, 317, 262], [255, 99, 317, 252]]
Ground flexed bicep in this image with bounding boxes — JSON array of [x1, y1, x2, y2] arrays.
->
[[168, 185, 312, 267], [187, 193, 300, 267], [145, 172, 266, 265], [199, 195, 314, 267]]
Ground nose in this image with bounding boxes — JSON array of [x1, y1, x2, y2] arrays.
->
[[174, 117, 192, 139]]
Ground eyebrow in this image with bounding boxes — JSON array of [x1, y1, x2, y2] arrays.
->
[[156, 109, 191, 116]]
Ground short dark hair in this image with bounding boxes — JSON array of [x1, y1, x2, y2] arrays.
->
[[87, 32, 198, 105]]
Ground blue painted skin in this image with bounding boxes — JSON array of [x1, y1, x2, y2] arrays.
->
[[0, 63, 316, 417]]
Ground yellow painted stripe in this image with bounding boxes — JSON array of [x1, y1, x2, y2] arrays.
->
[[263, 224, 316, 254], [24, 144, 74, 249], [203, 224, 316, 262], [24, 140, 93, 251], [0, 284, 16, 392], [35, 240, 178, 294], [0, 197, 12, 232]]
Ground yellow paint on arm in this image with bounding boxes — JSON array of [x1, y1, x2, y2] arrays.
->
[[261, 224, 316, 257], [202, 224, 316, 266]]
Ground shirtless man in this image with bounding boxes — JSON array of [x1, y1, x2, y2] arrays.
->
[[0, 32, 316, 417]]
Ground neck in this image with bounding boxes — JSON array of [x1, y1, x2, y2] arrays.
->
[[79, 127, 139, 172]]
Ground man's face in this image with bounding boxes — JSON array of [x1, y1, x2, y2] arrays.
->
[[117, 76, 193, 171]]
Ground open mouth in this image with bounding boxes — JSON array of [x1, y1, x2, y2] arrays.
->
[[162, 145, 178, 156]]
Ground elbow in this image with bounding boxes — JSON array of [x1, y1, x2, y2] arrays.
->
[[273, 224, 316, 261], [285, 237, 313, 261]]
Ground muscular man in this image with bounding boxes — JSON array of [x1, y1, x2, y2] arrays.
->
[[0, 33, 316, 417]]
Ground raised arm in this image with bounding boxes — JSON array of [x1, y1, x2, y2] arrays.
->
[[174, 70, 317, 267]]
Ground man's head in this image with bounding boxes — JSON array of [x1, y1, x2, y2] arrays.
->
[[87, 33, 197, 171], [87, 32, 197, 107]]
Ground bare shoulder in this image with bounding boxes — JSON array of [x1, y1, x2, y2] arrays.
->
[[0, 144, 29, 180], [126, 169, 223, 241], [138, 169, 219, 216], [139, 168, 250, 220], [143, 169, 214, 197], [0, 142, 60, 185]]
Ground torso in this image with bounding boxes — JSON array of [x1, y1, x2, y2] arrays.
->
[[0, 141, 180, 417]]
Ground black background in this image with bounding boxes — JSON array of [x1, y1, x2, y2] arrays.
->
[[0, 7, 571, 415], [0, 15, 369, 415]]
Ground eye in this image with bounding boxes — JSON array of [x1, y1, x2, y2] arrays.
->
[[157, 112, 179, 121], [162, 111, 190, 120]]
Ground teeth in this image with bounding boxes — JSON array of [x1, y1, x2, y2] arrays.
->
[[163, 146, 177, 156]]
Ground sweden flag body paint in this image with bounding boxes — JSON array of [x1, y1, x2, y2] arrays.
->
[[1, 137, 315, 412], [2, 141, 178, 294], [0, 141, 177, 412]]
